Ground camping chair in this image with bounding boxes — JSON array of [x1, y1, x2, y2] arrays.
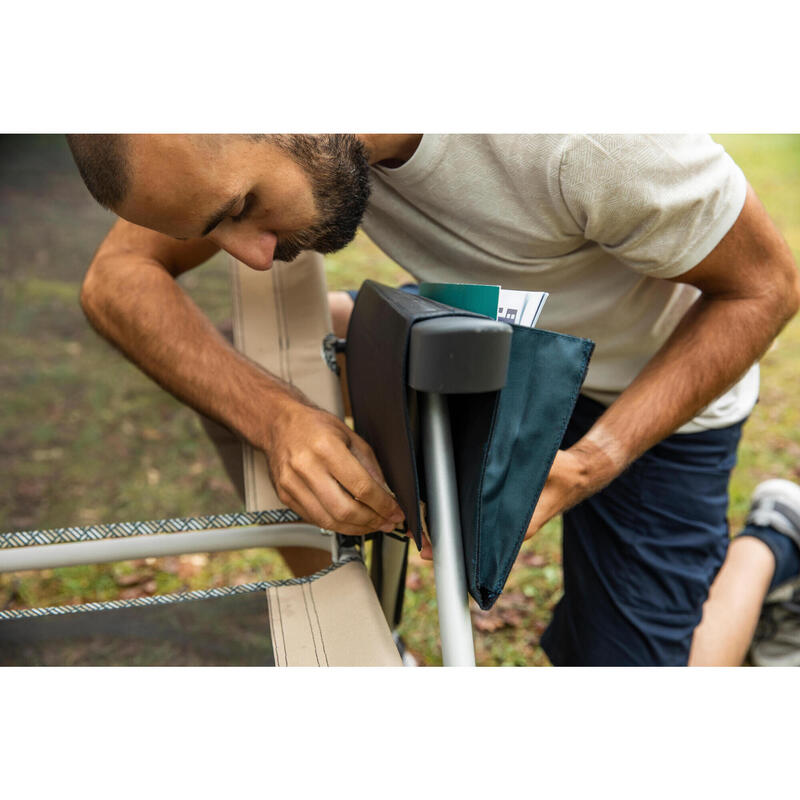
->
[[0, 253, 392, 665], [2, 251, 593, 666], [0, 252, 504, 666]]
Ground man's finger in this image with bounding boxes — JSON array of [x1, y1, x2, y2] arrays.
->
[[299, 470, 398, 533], [282, 476, 383, 536], [321, 439, 405, 524], [411, 527, 433, 561], [347, 433, 391, 488]]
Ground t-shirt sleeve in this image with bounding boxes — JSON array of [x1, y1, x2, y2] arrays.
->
[[557, 134, 747, 279]]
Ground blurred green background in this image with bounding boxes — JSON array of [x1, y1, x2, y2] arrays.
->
[[1, 134, 798, 665]]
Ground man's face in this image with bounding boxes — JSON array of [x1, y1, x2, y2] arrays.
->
[[117, 134, 371, 270]]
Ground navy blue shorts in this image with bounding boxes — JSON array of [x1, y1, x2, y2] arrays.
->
[[541, 394, 745, 666]]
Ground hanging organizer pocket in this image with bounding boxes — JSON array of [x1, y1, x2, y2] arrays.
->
[[449, 325, 594, 608], [346, 281, 594, 610]]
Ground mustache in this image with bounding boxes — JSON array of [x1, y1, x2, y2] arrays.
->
[[273, 218, 360, 263], [272, 227, 320, 263]]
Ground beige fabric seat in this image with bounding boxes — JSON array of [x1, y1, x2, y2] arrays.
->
[[267, 560, 401, 666], [232, 253, 402, 666]]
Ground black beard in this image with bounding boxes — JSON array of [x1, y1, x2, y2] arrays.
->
[[271, 134, 371, 263]]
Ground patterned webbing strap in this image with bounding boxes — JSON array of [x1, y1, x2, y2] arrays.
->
[[0, 556, 360, 621], [0, 508, 302, 551]]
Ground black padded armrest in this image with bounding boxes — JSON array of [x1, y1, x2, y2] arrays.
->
[[408, 317, 512, 394]]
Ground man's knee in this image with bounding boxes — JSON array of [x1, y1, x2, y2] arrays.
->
[[329, 290, 355, 339]]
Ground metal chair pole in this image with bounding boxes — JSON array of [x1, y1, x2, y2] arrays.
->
[[420, 391, 476, 666]]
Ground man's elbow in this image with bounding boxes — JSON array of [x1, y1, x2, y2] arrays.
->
[[79, 257, 112, 330], [774, 258, 800, 327], [80, 262, 98, 316], [785, 265, 800, 321]]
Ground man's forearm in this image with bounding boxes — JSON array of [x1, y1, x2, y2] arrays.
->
[[574, 185, 800, 495], [577, 287, 798, 492], [80, 255, 304, 449]]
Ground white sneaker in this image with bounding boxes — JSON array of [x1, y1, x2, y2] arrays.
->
[[746, 479, 800, 666], [746, 479, 800, 552], [750, 586, 800, 666]]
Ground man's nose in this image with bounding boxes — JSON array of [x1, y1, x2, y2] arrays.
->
[[211, 229, 278, 271]]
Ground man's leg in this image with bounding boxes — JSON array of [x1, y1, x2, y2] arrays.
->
[[541, 396, 744, 666], [688, 537, 774, 665], [329, 290, 354, 339], [690, 479, 800, 665], [274, 547, 331, 578]]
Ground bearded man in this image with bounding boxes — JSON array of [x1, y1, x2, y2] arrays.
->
[[66, 134, 800, 665]]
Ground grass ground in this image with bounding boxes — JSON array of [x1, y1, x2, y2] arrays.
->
[[1, 134, 798, 665]]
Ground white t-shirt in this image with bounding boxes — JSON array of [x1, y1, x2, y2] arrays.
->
[[361, 134, 756, 433]]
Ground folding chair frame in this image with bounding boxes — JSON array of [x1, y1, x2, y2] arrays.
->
[[0, 516, 333, 574], [1, 254, 497, 666]]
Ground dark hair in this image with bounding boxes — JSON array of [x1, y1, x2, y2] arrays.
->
[[65, 134, 130, 210]]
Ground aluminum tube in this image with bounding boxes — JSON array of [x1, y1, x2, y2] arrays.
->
[[420, 392, 476, 666], [0, 524, 331, 573]]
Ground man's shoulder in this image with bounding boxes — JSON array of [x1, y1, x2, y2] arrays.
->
[[425, 134, 575, 200], [454, 133, 573, 167]]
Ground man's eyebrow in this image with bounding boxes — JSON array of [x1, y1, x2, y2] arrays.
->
[[200, 194, 243, 237]]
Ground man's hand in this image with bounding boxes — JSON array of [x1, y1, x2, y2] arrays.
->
[[417, 443, 611, 560], [265, 398, 405, 535], [414, 420, 623, 559], [523, 442, 616, 540], [416, 434, 625, 560]]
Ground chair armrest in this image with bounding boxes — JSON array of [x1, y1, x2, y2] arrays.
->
[[408, 317, 512, 394]]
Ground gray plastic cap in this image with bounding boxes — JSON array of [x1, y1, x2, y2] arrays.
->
[[408, 317, 513, 394]]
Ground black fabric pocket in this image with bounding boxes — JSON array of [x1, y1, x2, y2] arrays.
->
[[346, 282, 594, 610], [346, 281, 468, 540]]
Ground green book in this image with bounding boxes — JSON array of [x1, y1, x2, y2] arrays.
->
[[419, 282, 549, 328], [418, 282, 500, 319]]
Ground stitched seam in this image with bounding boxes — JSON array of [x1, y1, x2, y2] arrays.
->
[[267, 588, 283, 667], [301, 582, 321, 666], [474, 390, 502, 600], [272, 266, 291, 384], [276, 588, 288, 667], [308, 580, 329, 666]]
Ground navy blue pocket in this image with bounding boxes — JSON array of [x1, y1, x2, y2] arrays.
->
[[450, 327, 594, 608]]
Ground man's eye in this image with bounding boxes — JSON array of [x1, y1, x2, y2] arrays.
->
[[230, 195, 253, 224]]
